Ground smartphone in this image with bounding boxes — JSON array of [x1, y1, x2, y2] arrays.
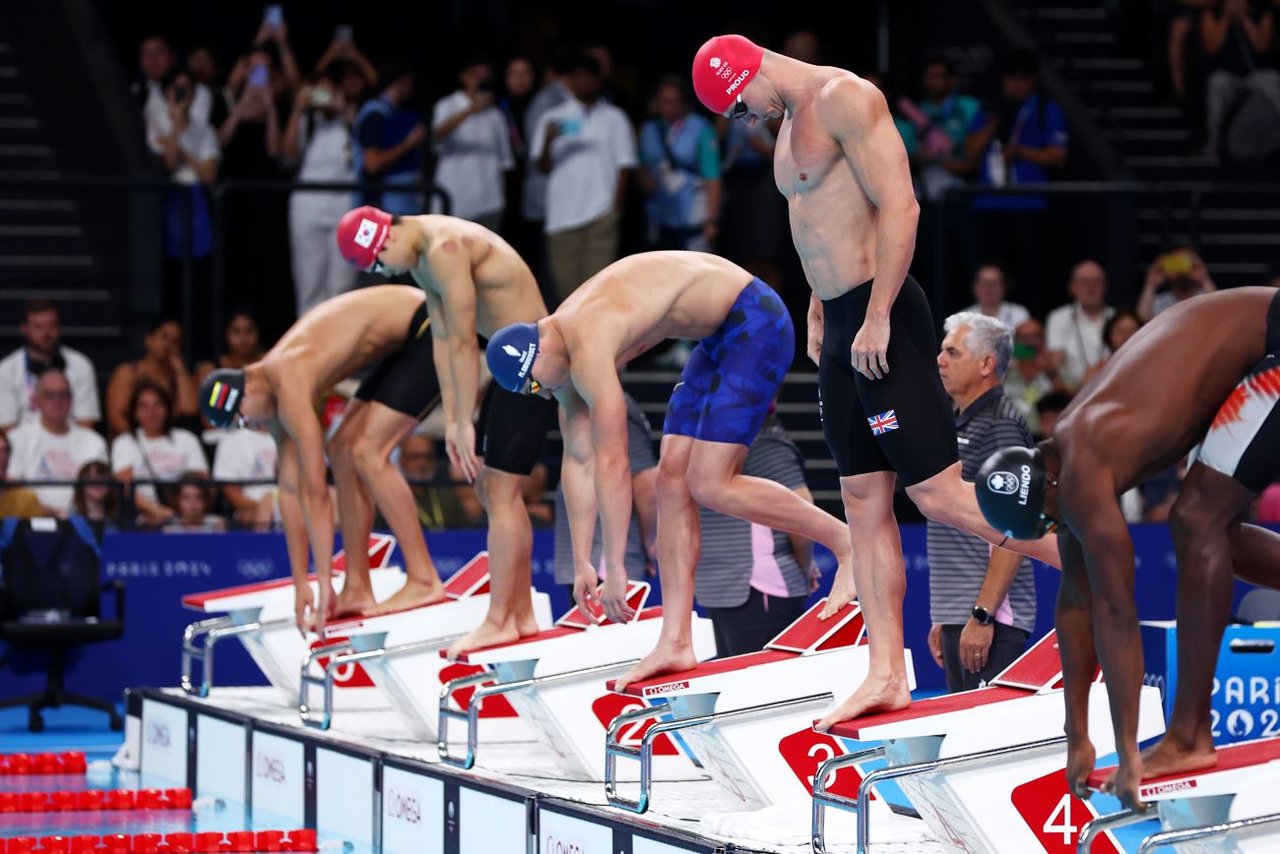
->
[[1160, 251, 1194, 276], [557, 117, 582, 135], [334, 24, 353, 43], [263, 4, 284, 27], [248, 63, 270, 89]]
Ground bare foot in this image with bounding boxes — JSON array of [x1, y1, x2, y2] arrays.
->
[[333, 585, 377, 619], [814, 674, 911, 731], [1136, 733, 1218, 780], [368, 578, 447, 615], [445, 614, 541, 659], [819, 562, 857, 619], [613, 642, 698, 692]]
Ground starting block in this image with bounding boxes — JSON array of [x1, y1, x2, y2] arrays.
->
[[180, 534, 405, 705], [1081, 736, 1280, 853], [435, 581, 716, 779], [812, 631, 1166, 854], [601, 599, 904, 815], [300, 552, 553, 738]]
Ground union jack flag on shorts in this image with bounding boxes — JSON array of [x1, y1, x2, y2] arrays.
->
[[868, 410, 898, 436]]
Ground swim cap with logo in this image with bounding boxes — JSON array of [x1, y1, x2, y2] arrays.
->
[[486, 322, 541, 393], [691, 35, 764, 115], [199, 368, 246, 428], [336, 205, 393, 271], [975, 446, 1056, 540]]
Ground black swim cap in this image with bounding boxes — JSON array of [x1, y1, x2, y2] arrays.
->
[[976, 446, 1056, 540]]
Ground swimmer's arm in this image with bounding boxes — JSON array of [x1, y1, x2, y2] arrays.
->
[[1064, 470, 1143, 767], [423, 289, 457, 426], [277, 389, 337, 604], [557, 391, 598, 570], [428, 241, 482, 438], [572, 363, 632, 576], [1056, 528, 1102, 795], [275, 452, 309, 586], [827, 78, 919, 320]]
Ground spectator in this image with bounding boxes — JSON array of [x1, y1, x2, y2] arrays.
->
[[554, 393, 657, 590], [309, 27, 378, 97], [164, 472, 226, 533], [781, 30, 823, 64], [284, 62, 359, 315], [431, 54, 514, 230], [530, 51, 637, 304], [194, 310, 265, 392], [393, 432, 483, 531], [582, 40, 633, 115], [637, 74, 721, 252], [695, 408, 820, 656], [352, 57, 426, 216], [898, 54, 982, 201], [1137, 247, 1218, 321], [211, 421, 278, 530], [225, 12, 302, 102], [1004, 318, 1064, 437], [965, 263, 1030, 328], [72, 461, 119, 528], [1168, 1, 1217, 102], [965, 49, 1068, 297], [928, 311, 1036, 692], [520, 48, 572, 298], [105, 319, 198, 438], [0, 300, 100, 432], [186, 44, 233, 129], [1202, 0, 1280, 162], [0, 431, 46, 518], [110, 380, 208, 529], [6, 370, 108, 514], [134, 35, 175, 150], [1034, 390, 1074, 441], [499, 56, 537, 248], [1045, 260, 1115, 392], [219, 46, 284, 169]]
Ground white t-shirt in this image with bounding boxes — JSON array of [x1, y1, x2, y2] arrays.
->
[[290, 111, 354, 222], [964, 301, 1031, 330], [110, 428, 207, 503], [430, 91, 514, 221], [1045, 302, 1115, 390], [7, 421, 109, 512], [529, 97, 637, 234], [212, 428, 278, 502], [0, 347, 101, 428], [147, 112, 220, 185]]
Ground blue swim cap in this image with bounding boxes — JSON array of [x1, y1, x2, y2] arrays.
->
[[487, 322, 541, 393]]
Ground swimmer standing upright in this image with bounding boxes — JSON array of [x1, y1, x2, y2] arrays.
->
[[691, 35, 1060, 728]]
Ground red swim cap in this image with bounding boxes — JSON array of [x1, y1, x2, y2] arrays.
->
[[691, 35, 764, 115], [336, 205, 392, 271]]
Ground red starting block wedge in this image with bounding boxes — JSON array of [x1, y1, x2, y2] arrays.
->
[[38, 838, 70, 854], [99, 834, 131, 854], [132, 834, 163, 854], [5, 839, 37, 854], [69, 837, 100, 854], [224, 831, 256, 852], [285, 829, 318, 852]]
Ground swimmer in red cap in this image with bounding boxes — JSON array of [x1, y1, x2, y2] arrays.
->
[[336, 206, 555, 656], [198, 286, 448, 634], [691, 35, 1060, 728]]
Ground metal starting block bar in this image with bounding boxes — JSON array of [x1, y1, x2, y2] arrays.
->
[[303, 552, 554, 740], [603, 599, 904, 816], [179, 534, 404, 704], [813, 631, 1165, 854], [435, 582, 716, 781], [1080, 736, 1280, 854]]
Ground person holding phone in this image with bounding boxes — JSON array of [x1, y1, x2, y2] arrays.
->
[[430, 55, 514, 230], [352, 57, 426, 215], [1137, 246, 1218, 321]]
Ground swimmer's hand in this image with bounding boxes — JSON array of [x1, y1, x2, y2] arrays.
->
[[1065, 737, 1098, 802], [294, 582, 314, 637], [445, 421, 480, 483], [572, 562, 602, 620], [1100, 753, 1148, 813], [806, 295, 824, 367], [600, 567, 635, 624], [296, 582, 336, 636], [852, 313, 890, 380]]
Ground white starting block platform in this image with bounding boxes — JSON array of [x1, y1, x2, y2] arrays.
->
[[180, 534, 406, 708], [307, 552, 554, 740], [438, 580, 718, 780], [814, 631, 1166, 854], [1082, 736, 1280, 853]]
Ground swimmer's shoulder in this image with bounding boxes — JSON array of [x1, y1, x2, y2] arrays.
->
[[814, 72, 884, 126]]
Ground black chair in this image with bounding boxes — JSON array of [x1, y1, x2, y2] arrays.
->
[[0, 516, 124, 731]]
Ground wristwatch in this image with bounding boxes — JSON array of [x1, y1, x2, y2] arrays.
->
[[971, 605, 996, 626]]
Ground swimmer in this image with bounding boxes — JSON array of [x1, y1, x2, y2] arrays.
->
[[976, 287, 1280, 810], [691, 35, 1060, 729], [486, 250, 855, 690]]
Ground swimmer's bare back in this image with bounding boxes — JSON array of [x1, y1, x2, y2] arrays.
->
[[403, 215, 548, 336], [260, 285, 426, 401], [774, 73, 901, 299], [1056, 286, 1278, 490], [553, 251, 754, 365]]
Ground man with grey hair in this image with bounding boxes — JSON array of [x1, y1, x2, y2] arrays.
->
[[927, 311, 1037, 691]]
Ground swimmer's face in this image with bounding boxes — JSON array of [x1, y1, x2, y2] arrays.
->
[[374, 223, 418, 274], [725, 79, 779, 125], [238, 385, 276, 427], [527, 345, 568, 401]]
